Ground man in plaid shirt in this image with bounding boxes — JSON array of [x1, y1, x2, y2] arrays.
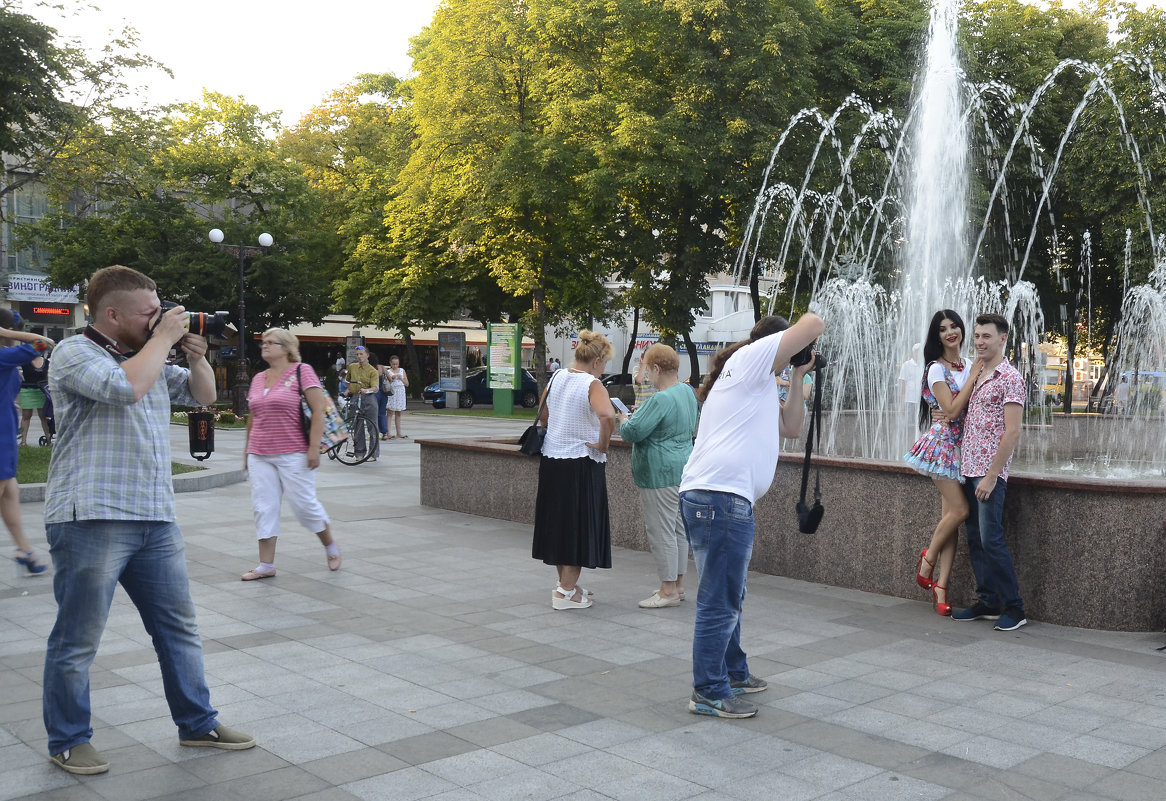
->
[[41, 266, 255, 775]]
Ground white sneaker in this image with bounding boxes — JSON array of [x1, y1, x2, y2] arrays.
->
[[552, 586, 592, 610]]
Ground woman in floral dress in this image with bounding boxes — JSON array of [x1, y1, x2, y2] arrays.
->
[[904, 310, 982, 615]]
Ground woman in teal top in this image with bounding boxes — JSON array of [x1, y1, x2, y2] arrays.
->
[[618, 344, 699, 608]]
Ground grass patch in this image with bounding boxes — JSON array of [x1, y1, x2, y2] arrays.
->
[[16, 446, 204, 484], [414, 407, 537, 420]]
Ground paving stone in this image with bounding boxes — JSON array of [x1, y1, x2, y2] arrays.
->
[[4, 418, 1165, 801]]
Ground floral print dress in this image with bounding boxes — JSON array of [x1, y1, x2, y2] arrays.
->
[[904, 361, 965, 482]]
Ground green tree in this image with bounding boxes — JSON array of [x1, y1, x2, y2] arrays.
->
[[22, 93, 337, 337], [398, 0, 618, 384], [0, 1, 164, 211]]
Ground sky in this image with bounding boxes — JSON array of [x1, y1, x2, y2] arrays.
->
[[37, 0, 444, 127], [32, 0, 1162, 129]]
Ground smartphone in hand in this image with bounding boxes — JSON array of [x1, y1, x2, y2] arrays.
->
[[610, 397, 630, 415]]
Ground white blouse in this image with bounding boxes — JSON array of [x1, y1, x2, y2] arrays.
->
[[541, 370, 605, 463]]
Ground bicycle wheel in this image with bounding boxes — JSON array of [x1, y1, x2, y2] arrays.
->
[[334, 414, 377, 465]]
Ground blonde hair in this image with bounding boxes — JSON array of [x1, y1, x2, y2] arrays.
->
[[642, 343, 679, 373], [573, 330, 613, 365], [262, 328, 301, 362]]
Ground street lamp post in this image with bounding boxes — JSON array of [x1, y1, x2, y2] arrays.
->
[[208, 229, 273, 415]]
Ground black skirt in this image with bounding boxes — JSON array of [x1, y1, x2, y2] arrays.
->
[[531, 455, 612, 569]]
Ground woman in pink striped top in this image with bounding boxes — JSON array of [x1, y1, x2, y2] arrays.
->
[[241, 328, 340, 580]]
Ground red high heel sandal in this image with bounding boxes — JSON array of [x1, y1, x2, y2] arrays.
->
[[931, 584, 951, 616], [915, 549, 936, 589]]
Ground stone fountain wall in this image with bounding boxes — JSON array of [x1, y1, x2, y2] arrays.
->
[[419, 435, 1166, 631]]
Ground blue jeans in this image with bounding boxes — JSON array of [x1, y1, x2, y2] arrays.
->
[[680, 489, 754, 700], [43, 520, 218, 754], [376, 391, 389, 436], [962, 476, 1024, 614]]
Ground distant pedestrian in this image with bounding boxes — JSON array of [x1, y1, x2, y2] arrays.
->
[[344, 346, 380, 461], [532, 331, 616, 610], [0, 308, 52, 574], [369, 352, 389, 438], [383, 355, 408, 439], [18, 353, 49, 446], [951, 313, 1027, 632], [1115, 376, 1130, 414]]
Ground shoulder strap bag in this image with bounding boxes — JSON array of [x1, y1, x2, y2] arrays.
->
[[518, 370, 560, 456], [298, 364, 349, 453]]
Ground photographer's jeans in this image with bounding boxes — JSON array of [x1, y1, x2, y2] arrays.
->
[[962, 476, 1024, 615], [43, 520, 218, 755], [680, 489, 754, 701]]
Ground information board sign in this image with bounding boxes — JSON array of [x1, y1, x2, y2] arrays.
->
[[438, 332, 466, 391], [487, 323, 520, 390]]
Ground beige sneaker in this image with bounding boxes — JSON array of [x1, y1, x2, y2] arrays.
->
[[50, 742, 109, 775], [180, 724, 256, 750]]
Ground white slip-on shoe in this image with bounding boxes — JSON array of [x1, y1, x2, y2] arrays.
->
[[638, 591, 681, 609]]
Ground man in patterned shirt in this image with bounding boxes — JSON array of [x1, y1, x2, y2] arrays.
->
[[41, 266, 255, 775], [952, 313, 1027, 632]]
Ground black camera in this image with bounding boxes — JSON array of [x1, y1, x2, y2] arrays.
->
[[790, 344, 827, 370], [153, 302, 231, 339]]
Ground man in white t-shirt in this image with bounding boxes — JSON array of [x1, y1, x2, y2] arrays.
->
[[898, 343, 923, 410], [679, 312, 824, 719]]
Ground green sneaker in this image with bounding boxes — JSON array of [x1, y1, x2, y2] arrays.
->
[[179, 724, 256, 750], [50, 742, 109, 775]]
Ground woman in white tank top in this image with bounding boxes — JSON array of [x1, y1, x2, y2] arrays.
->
[[531, 331, 617, 610]]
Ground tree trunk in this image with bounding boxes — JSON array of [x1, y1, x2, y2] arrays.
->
[[750, 265, 762, 323], [403, 331, 422, 399], [531, 284, 548, 392], [682, 331, 700, 387], [621, 307, 640, 378]]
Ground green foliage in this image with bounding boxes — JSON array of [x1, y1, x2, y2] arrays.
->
[[19, 92, 336, 331]]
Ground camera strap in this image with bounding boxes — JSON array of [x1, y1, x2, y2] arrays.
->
[[798, 370, 822, 509], [83, 325, 134, 359]]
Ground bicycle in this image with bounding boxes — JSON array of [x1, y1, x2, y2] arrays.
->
[[326, 395, 379, 465]]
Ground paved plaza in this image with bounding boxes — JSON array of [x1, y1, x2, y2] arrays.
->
[[2, 411, 1165, 801]]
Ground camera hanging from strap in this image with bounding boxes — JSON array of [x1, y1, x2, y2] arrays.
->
[[796, 368, 825, 534]]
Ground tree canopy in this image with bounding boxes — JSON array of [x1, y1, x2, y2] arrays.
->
[[7, 0, 1164, 382]]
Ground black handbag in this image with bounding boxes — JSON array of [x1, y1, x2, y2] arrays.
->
[[796, 367, 825, 534], [518, 371, 558, 456]]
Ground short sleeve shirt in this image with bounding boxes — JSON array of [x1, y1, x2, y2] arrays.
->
[[681, 331, 785, 503], [961, 359, 1025, 480], [345, 362, 379, 392], [247, 363, 320, 455]]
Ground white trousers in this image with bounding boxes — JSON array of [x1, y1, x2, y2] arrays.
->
[[249, 452, 330, 540]]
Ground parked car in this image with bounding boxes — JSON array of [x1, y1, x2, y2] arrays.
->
[[600, 373, 634, 389], [601, 372, 635, 405], [423, 368, 540, 409]]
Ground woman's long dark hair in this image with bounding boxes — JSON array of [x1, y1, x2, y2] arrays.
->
[[919, 309, 966, 428], [697, 315, 789, 402], [922, 309, 965, 366]]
